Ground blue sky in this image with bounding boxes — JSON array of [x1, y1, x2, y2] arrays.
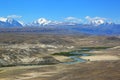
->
[[0, 0, 120, 23]]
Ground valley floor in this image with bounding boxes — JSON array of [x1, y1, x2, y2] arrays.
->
[[0, 33, 120, 80], [0, 46, 120, 80]]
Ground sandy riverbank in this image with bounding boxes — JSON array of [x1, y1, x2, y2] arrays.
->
[[53, 55, 72, 62], [81, 55, 120, 61]]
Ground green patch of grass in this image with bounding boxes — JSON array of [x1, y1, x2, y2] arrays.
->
[[52, 52, 83, 56], [0, 64, 17, 67], [52, 46, 109, 57], [81, 46, 111, 50]]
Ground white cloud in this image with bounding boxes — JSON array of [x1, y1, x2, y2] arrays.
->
[[7, 15, 22, 19], [85, 16, 106, 21], [64, 17, 82, 23]]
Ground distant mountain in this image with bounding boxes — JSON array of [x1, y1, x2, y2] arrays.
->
[[0, 17, 119, 36], [32, 18, 51, 26], [30, 18, 77, 27], [70, 24, 120, 35], [0, 17, 23, 27]]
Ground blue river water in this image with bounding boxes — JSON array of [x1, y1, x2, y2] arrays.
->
[[63, 51, 90, 64]]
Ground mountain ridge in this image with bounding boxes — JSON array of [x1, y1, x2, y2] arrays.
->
[[0, 17, 119, 36]]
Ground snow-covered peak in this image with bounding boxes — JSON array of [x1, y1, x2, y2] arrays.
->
[[33, 18, 51, 25], [6, 18, 14, 24], [0, 17, 23, 27], [0, 17, 17, 23], [85, 16, 107, 26], [91, 19, 105, 26], [0, 17, 7, 22]]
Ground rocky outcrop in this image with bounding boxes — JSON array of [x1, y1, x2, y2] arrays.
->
[[0, 48, 60, 67]]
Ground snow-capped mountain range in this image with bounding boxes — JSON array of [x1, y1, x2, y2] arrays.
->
[[0, 17, 115, 27], [31, 18, 112, 26], [0, 17, 119, 35]]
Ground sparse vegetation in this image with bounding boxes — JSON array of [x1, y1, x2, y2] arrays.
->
[[52, 52, 82, 56], [0, 32, 119, 80], [81, 46, 111, 50]]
